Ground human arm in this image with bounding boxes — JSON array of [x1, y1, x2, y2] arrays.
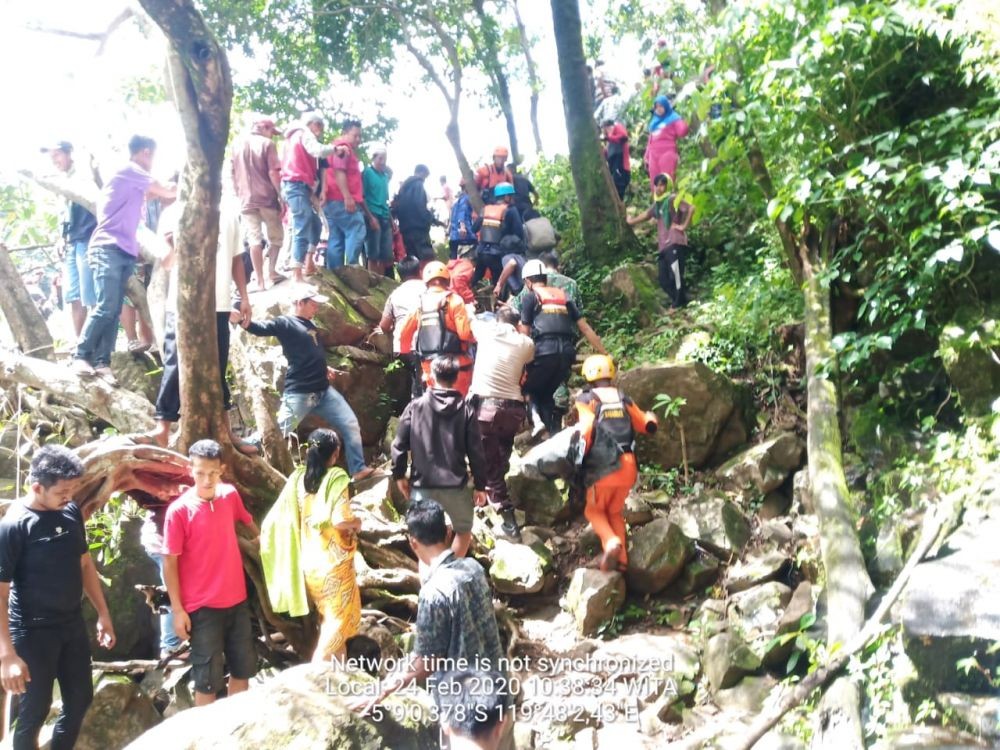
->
[[506, 206, 525, 239], [390, 403, 413, 482], [302, 130, 336, 159], [232, 254, 252, 327], [81, 554, 116, 649], [517, 289, 536, 337], [267, 142, 282, 196], [449, 295, 476, 343], [576, 318, 607, 355], [398, 310, 418, 355], [626, 398, 659, 436], [333, 169, 356, 212], [494, 259, 519, 297], [242, 317, 278, 336], [147, 180, 177, 200], [574, 396, 598, 451], [627, 206, 654, 226], [0, 583, 29, 694], [162, 555, 190, 640], [671, 199, 695, 232]]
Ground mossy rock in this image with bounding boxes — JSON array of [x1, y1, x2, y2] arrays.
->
[[599, 262, 669, 326], [939, 317, 1000, 417]]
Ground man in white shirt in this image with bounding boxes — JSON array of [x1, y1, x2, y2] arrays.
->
[[374, 257, 426, 398], [469, 306, 534, 540], [144, 196, 255, 452]]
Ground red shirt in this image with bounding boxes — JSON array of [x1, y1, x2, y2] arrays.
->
[[327, 140, 363, 203], [164, 484, 252, 612]]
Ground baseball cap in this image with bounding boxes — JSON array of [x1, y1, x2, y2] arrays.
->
[[289, 284, 329, 304], [252, 116, 278, 132], [40, 141, 73, 154]]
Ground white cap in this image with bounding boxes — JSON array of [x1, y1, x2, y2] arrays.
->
[[522, 259, 546, 279]]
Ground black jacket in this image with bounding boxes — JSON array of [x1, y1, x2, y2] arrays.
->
[[391, 388, 487, 490], [394, 176, 434, 232]]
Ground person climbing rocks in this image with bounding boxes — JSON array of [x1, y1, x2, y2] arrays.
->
[[399, 261, 476, 396], [602, 119, 631, 200], [628, 172, 694, 308], [375, 256, 427, 398], [471, 182, 524, 290], [507, 250, 580, 314], [644, 94, 689, 189], [261, 428, 361, 664], [394, 165, 437, 262], [351, 499, 504, 716], [242, 284, 376, 482], [391, 357, 489, 558], [0, 445, 116, 750], [575, 355, 658, 572], [511, 166, 540, 221], [281, 113, 337, 283], [163, 440, 259, 706], [470, 306, 535, 541], [475, 146, 514, 204], [448, 179, 476, 260], [518, 258, 607, 437]]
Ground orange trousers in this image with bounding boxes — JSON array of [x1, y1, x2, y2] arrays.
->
[[584, 453, 638, 566], [420, 357, 473, 397]]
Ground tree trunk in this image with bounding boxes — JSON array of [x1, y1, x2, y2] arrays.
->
[[549, 0, 641, 265], [512, 0, 544, 154], [473, 0, 521, 165], [0, 244, 55, 360], [446, 115, 486, 215], [137, 0, 232, 452], [802, 249, 872, 750]]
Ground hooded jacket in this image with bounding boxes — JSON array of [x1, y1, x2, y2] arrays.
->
[[391, 388, 487, 490]]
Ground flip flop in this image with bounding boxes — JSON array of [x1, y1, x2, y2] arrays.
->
[[269, 274, 288, 287]]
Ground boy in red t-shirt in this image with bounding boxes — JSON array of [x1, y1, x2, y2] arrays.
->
[[164, 440, 259, 705]]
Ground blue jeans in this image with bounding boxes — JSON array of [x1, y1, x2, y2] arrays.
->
[[75, 244, 135, 367], [323, 200, 366, 268], [365, 214, 394, 263], [277, 387, 366, 475], [63, 241, 96, 307], [150, 553, 183, 652], [282, 180, 315, 267]]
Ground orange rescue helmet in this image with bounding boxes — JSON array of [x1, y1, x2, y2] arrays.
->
[[423, 261, 451, 284], [582, 354, 616, 382]]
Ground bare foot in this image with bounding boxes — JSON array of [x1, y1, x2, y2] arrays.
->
[[599, 547, 620, 572], [351, 467, 377, 482]]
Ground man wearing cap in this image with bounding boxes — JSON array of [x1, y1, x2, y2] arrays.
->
[[362, 145, 393, 277], [281, 113, 336, 283], [73, 135, 176, 382], [399, 262, 476, 396], [242, 285, 375, 481], [231, 116, 285, 291], [475, 147, 514, 204], [323, 119, 366, 270], [41, 141, 97, 338]]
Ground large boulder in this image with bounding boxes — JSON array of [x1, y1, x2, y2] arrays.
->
[[83, 516, 158, 660], [599, 263, 669, 326], [488, 539, 554, 595], [626, 519, 694, 594], [563, 568, 627, 636], [127, 664, 437, 749], [727, 581, 794, 668], [325, 346, 411, 447], [703, 631, 761, 691], [939, 317, 1000, 417], [667, 491, 751, 558], [897, 517, 1000, 692], [506, 457, 570, 526], [617, 362, 750, 471], [110, 351, 162, 404], [76, 678, 162, 750], [716, 432, 804, 494]]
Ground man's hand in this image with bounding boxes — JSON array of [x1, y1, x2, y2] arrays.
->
[[396, 478, 410, 498], [96, 613, 117, 649], [493, 284, 503, 298], [368, 216, 379, 231], [473, 490, 489, 508], [327, 366, 347, 383], [174, 609, 191, 640], [239, 297, 252, 328], [344, 197, 357, 213], [1, 654, 30, 694]]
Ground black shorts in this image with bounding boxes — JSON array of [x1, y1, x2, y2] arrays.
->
[[189, 601, 257, 694]]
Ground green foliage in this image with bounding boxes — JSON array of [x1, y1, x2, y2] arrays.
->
[[87, 494, 143, 571]]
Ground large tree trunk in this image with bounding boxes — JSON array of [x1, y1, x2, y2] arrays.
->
[[549, 0, 642, 265], [473, 0, 521, 166], [446, 115, 486, 215], [512, 0, 543, 154], [802, 245, 872, 750], [0, 244, 55, 361], [138, 0, 232, 452]]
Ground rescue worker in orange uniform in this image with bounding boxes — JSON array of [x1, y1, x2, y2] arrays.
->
[[475, 147, 515, 204], [574, 355, 658, 572], [471, 182, 524, 289], [399, 261, 476, 396]]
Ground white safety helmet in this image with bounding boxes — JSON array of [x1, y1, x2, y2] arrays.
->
[[522, 259, 546, 280]]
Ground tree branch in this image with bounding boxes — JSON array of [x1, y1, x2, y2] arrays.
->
[[26, 7, 135, 55]]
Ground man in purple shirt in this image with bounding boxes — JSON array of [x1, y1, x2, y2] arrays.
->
[[74, 135, 175, 382]]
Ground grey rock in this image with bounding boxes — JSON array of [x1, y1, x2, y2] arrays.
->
[[76, 678, 162, 750], [728, 581, 794, 667], [791, 469, 812, 514], [897, 518, 1000, 692], [672, 552, 721, 597], [939, 317, 1000, 417], [759, 491, 791, 519], [725, 550, 791, 594], [667, 491, 751, 558], [489, 539, 553, 595], [622, 494, 655, 526], [599, 262, 669, 327], [716, 432, 804, 494], [936, 693, 1000, 741], [626, 519, 694, 594], [713, 674, 777, 714], [872, 520, 905, 586], [506, 459, 569, 526], [562, 568, 626, 636], [703, 631, 761, 691]]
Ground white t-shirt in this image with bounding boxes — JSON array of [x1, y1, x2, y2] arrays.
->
[[469, 318, 535, 402], [160, 198, 245, 314], [383, 278, 426, 353]]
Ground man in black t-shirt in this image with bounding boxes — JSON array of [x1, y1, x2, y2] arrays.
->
[[0, 445, 116, 750], [243, 284, 375, 481], [518, 259, 607, 436]]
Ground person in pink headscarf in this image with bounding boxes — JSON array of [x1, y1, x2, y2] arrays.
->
[[644, 94, 689, 189]]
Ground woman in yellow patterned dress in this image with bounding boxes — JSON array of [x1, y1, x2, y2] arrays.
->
[[262, 428, 362, 664]]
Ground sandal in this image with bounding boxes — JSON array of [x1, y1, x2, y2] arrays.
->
[[128, 340, 151, 354]]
